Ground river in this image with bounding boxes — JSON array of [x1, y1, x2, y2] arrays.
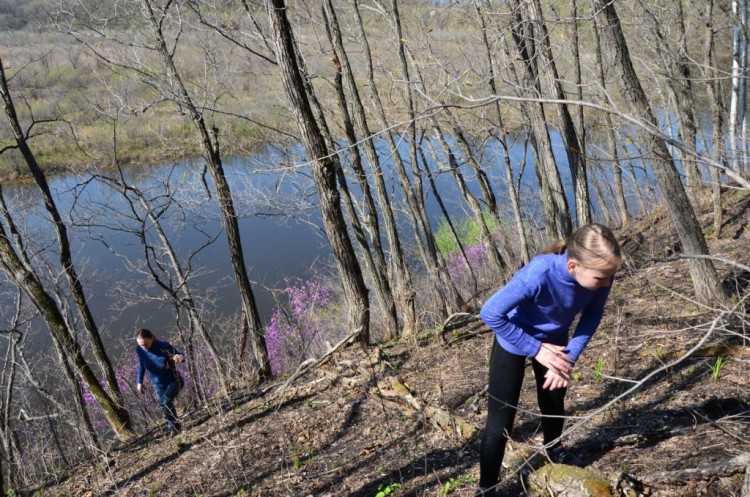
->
[[0, 132, 650, 356]]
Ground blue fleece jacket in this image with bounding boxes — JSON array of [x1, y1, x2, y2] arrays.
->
[[136, 339, 183, 388], [479, 253, 613, 362]]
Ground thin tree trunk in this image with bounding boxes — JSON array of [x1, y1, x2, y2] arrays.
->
[[591, 6, 630, 227], [351, 0, 417, 333], [703, 0, 724, 237], [507, 0, 572, 240], [570, 0, 588, 223], [672, 0, 702, 189], [269, 0, 370, 343], [589, 164, 615, 228], [527, 0, 591, 226], [428, 127, 505, 276], [593, 0, 727, 305], [0, 224, 135, 439], [141, 0, 269, 378], [418, 141, 479, 300], [0, 330, 20, 491], [322, 1, 399, 339], [389, 0, 464, 315], [730, 0, 747, 172], [125, 180, 231, 394], [0, 74, 134, 441], [474, 0, 531, 263], [637, 0, 702, 189], [0, 57, 125, 410]]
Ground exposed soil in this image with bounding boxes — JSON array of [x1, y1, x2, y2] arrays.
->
[[43, 190, 750, 497]]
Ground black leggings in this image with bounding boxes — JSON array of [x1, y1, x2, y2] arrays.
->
[[479, 339, 567, 488]]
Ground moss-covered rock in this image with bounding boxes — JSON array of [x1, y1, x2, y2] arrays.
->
[[526, 463, 613, 497]]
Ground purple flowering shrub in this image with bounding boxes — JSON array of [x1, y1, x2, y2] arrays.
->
[[265, 278, 336, 375], [444, 242, 494, 293]]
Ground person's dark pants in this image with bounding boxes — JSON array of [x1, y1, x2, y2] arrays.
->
[[479, 339, 567, 489], [155, 375, 184, 432]]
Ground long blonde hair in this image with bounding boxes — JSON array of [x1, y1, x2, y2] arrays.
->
[[543, 223, 621, 270]]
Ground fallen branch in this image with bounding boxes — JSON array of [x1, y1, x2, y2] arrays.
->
[[261, 326, 364, 396], [644, 453, 750, 484], [371, 376, 478, 441]]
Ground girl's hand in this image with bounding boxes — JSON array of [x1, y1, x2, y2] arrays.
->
[[535, 344, 573, 380], [542, 369, 570, 390]]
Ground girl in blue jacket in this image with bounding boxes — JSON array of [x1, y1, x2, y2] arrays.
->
[[476, 224, 621, 496], [135, 328, 185, 435]]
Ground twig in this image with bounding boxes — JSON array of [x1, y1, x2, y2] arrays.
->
[[687, 408, 750, 444], [260, 326, 363, 396]]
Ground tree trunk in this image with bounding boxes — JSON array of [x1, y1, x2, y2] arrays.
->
[[703, 0, 724, 236], [474, 0, 531, 263], [593, 0, 727, 305], [389, 0, 464, 315], [591, 7, 631, 227], [322, 1, 399, 339], [0, 57, 125, 411], [507, 0, 572, 240], [730, 0, 748, 172], [527, 0, 591, 226], [269, 0, 370, 344], [141, 0, 269, 379], [352, 0, 417, 333], [0, 224, 135, 440]]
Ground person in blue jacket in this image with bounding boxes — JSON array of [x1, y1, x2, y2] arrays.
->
[[135, 328, 185, 435], [475, 224, 621, 497]]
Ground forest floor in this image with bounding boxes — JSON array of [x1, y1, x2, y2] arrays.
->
[[42, 190, 750, 497]]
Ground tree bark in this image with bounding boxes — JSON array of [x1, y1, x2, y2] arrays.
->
[[351, 0, 417, 333], [0, 57, 125, 411], [322, 1, 399, 339], [269, 0, 370, 344], [591, 6, 630, 227], [527, 0, 591, 226], [474, 0, 531, 263], [593, 0, 727, 305], [0, 222, 135, 440], [389, 0, 464, 315], [507, 0, 572, 240], [703, 0, 724, 236]]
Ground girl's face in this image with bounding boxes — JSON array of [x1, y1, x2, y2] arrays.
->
[[567, 259, 617, 291]]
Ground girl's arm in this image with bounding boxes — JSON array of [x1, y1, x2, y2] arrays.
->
[[480, 266, 543, 357], [566, 281, 613, 361]]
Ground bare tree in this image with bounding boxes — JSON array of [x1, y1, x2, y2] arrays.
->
[[91, 165, 232, 395], [730, 0, 749, 172], [268, 0, 370, 343], [526, 0, 591, 226], [634, 0, 702, 189], [702, 0, 725, 236], [321, 1, 399, 339], [505, 0, 572, 240], [474, 0, 531, 263], [593, 0, 727, 305], [591, 3, 631, 227], [0, 59, 135, 441], [137, 0, 270, 378], [0, 55, 125, 411]]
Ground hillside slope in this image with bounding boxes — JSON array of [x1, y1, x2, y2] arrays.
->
[[43, 191, 750, 497]]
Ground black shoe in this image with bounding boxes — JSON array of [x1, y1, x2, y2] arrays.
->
[[546, 444, 585, 467]]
